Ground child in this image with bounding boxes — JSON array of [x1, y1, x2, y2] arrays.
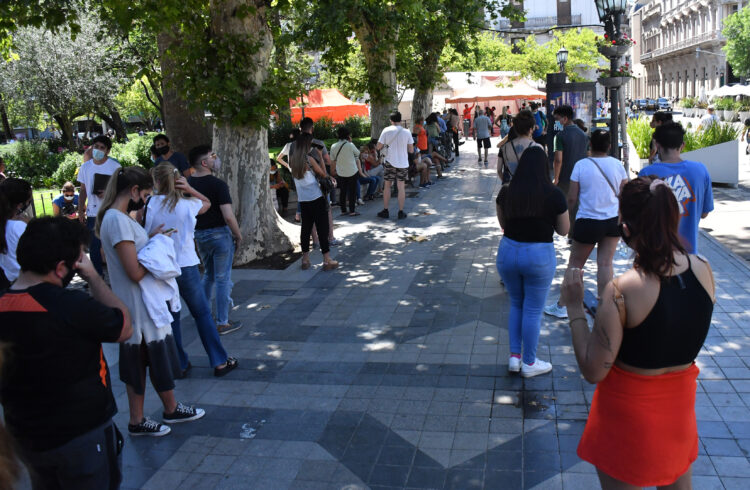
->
[[742, 118, 750, 155]]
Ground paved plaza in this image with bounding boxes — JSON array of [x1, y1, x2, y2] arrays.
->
[[108, 146, 750, 489]]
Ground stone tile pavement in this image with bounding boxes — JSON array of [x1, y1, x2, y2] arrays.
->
[[103, 143, 750, 489]]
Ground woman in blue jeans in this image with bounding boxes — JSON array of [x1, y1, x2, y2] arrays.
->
[[146, 164, 238, 378], [496, 147, 569, 378]]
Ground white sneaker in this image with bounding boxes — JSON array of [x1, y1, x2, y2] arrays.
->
[[544, 302, 568, 319], [508, 356, 521, 373], [357, 199, 365, 205], [521, 359, 553, 378]]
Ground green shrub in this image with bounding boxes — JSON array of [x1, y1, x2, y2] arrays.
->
[[312, 116, 336, 141], [681, 97, 695, 108], [626, 115, 653, 159], [51, 152, 84, 188], [268, 119, 296, 148], [109, 134, 153, 169], [4, 140, 63, 188], [714, 97, 734, 111], [341, 115, 372, 139], [684, 122, 740, 152]]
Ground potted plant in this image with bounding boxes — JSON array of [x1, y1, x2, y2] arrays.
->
[[738, 102, 750, 125], [681, 97, 695, 117], [695, 101, 707, 118], [596, 33, 634, 58], [682, 122, 742, 186], [597, 64, 633, 88]]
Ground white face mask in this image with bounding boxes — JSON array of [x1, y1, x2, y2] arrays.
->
[[92, 148, 106, 161], [270, 170, 277, 175], [63, 195, 74, 201], [212, 156, 221, 171]]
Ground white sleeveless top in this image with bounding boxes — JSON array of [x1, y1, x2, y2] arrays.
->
[[294, 169, 323, 202]]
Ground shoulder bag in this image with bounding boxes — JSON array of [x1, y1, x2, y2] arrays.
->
[[587, 157, 619, 197]]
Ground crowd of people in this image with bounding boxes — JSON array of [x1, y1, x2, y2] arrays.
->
[[0, 101, 723, 489], [495, 103, 715, 488]]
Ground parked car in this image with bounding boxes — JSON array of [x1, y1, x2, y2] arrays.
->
[[657, 97, 671, 111], [646, 98, 657, 110], [636, 99, 648, 110]]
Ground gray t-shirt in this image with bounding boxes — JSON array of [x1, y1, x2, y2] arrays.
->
[[100, 209, 155, 338], [474, 115, 492, 139]]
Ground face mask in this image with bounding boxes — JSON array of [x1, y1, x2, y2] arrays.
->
[[60, 261, 76, 288], [63, 195, 74, 201], [618, 223, 632, 246], [212, 156, 222, 171], [92, 148, 106, 161], [157, 145, 170, 156], [270, 170, 277, 175]]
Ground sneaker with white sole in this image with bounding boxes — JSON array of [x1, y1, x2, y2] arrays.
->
[[508, 356, 521, 373], [163, 403, 206, 424], [521, 359, 553, 378], [128, 417, 171, 437], [544, 302, 568, 319]]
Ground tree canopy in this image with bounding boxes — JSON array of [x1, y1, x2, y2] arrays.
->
[[723, 6, 750, 79]]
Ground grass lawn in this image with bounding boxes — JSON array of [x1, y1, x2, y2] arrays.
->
[[32, 188, 59, 217]]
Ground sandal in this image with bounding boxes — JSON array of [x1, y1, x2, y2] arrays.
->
[[214, 357, 239, 377], [323, 260, 339, 271], [301, 259, 311, 270]]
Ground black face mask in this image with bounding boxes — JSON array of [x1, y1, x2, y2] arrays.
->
[[127, 198, 146, 212], [157, 145, 170, 156], [60, 261, 76, 288], [618, 222, 632, 246]]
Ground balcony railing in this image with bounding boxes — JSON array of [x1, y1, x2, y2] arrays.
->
[[640, 29, 721, 62], [494, 14, 582, 29]]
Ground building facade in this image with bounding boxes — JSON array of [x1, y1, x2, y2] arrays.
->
[[492, 0, 604, 45], [631, 0, 748, 100]]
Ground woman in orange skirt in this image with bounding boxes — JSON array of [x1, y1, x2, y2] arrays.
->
[[561, 175, 715, 489]]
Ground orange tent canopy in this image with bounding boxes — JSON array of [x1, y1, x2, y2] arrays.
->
[[289, 88, 369, 124], [445, 77, 546, 103]]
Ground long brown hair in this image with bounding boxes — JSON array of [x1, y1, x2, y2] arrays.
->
[[151, 163, 182, 212], [0, 178, 32, 254], [95, 167, 153, 237], [619, 176, 686, 276], [290, 133, 313, 180]]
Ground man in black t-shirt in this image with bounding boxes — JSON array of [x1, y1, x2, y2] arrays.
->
[[187, 145, 244, 335], [0, 217, 132, 489]]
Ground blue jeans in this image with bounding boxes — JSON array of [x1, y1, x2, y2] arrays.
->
[[356, 175, 380, 199], [496, 237, 556, 365], [170, 265, 228, 368], [195, 226, 235, 325], [86, 217, 104, 276]]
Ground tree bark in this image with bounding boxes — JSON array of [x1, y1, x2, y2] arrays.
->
[[209, 0, 297, 264], [157, 32, 213, 153], [98, 107, 127, 141], [354, 23, 398, 139], [52, 114, 74, 148], [411, 88, 434, 123], [0, 100, 12, 141]]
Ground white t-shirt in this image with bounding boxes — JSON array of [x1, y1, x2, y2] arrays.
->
[[700, 113, 718, 129], [76, 158, 121, 216], [0, 220, 27, 282], [570, 156, 628, 220], [144, 196, 204, 268], [378, 125, 412, 169]]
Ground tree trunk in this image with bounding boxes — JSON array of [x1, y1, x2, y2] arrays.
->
[[209, 0, 297, 264], [98, 107, 127, 141], [355, 25, 398, 138], [411, 88, 434, 123], [52, 114, 74, 148], [157, 32, 213, 153], [0, 97, 12, 141]]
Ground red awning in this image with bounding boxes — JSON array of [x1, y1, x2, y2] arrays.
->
[[289, 89, 369, 124]]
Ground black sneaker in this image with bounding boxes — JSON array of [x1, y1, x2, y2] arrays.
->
[[163, 403, 206, 424], [214, 357, 239, 377], [377, 209, 389, 219], [175, 362, 192, 380], [128, 417, 171, 437], [398, 211, 407, 220]]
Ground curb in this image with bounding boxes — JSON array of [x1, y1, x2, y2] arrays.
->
[[699, 228, 750, 274]]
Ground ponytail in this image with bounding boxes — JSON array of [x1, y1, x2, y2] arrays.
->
[[151, 163, 182, 212], [95, 167, 153, 237]]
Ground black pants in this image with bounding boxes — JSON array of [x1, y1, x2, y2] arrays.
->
[[275, 187, 289, 210], [452, 130, 460, 155], [25, 420, 123, 490], [300, 196, 330, 254], [337, 174, 358, 213]]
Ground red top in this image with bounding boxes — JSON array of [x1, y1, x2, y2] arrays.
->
[[414, 124, 428, 151]]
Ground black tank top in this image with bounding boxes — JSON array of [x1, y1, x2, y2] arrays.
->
[[617, 257, 713, 369]]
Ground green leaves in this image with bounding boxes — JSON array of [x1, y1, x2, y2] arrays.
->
[[723, 6, 750, 78]]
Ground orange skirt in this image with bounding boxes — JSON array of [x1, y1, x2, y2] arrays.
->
[[577, 363, 699, 487]]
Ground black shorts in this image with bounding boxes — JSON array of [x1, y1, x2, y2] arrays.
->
[[477, 138, 491, 149], [573, 217, 619, 245]]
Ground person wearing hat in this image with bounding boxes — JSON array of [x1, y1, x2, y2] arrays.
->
[[697, 105, 718, 131]]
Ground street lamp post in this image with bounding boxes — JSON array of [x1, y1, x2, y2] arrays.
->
[[557, 47, 569, 74], [595, 0, 628, 159]]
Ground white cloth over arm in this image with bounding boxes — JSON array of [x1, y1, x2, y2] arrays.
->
[[137, 234, 182, 328]]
